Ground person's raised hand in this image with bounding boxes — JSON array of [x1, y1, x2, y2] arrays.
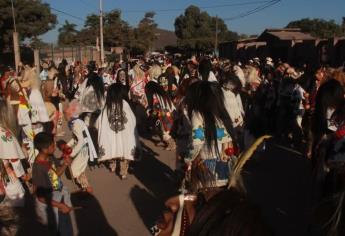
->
[[64, 157, 72, 166], [59, 203, 72, 214]]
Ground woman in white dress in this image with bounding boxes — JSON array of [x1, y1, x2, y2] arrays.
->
[[78, 69, 105, 128], [0, 98, 27, 209], [129, 65, 148, 108], [97, 83, 137, 179], [20, 66, 50, 124]]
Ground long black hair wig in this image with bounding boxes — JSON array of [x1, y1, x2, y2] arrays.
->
[[145, 81, 173, 110], [198, 58, 213, 81], [104, 83, 129, 127], [219, 72, 243, 95], [311, 132, 345, 236], [86, 71, 105, 105], [312, 79, 345, 147], [185, 81, 236, 154]]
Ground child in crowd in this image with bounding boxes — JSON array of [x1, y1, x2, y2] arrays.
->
[[32, 132, 73, 235]]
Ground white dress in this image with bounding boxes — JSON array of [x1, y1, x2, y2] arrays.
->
[[222, 88, 244, 128], [185, 112, 233, 188], [67, 119, 98, 178], [0, 127, 26, 206], [29, 88, 50, 123], [79, 85, 104, 113], [96, 100, 137, 161], [0, 127, 25, 161]]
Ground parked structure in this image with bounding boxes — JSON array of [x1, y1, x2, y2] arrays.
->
[[219, 28, 345, 67], [39, 46, 100, 65]]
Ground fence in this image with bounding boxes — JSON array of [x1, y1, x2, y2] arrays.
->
[[39, 45, 101, 65]]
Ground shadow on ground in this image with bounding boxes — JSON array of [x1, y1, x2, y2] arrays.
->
[[71, 191, 118, 236], [17, 190, 117, 236], [130, 141, 179, 231], [16, 192, 50, 236]]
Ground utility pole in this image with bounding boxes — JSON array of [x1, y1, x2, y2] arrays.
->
[[215, 15, 218, 57], [99, 0, 105, 66], [11, 0, 21, 73]]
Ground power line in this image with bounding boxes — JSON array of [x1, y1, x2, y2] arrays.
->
[[48, 0, 281, 34], [236, 0, 281, 19], [49, 1, 279, 25], [50, 7, 85, 22], [223, 0, 281, 21], [223, 0, 280, 20], [120, 1, 273, 13]]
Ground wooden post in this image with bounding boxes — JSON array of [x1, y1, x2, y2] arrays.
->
[[11, 0, 20, 72], [13, 32, 21, 72], [99, 0, 105, 65], [51, 44, 54, 62], [79, 46, 82, 62], [215, 15, 218, 57], [34, 49, 40, 70]]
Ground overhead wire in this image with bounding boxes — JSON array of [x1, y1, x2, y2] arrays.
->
[[234, 0, 281, 19], [47, 0, 282, 42], [50, 7, 85, 22], [223, 0, 281, 21], [48, 0, 281, 25], [120, 1, 272, 13]]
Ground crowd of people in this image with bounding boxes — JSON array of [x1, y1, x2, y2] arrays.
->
[[0, 54, 345, 235]]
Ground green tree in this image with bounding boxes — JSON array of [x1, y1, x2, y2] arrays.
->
[[132, 12, 158, 54], [76, 10, 133, 49], [30, 37, 49, 49], [58, 20, 78, 46], [104, 10, 132, 49], [286, 18, 344, 38], [76, 14, 99, 46], [0, 0, 57, 52], [174, 5, 238, 53]]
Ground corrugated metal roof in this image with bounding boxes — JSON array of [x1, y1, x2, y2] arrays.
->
[[261, 28, 315, 40]]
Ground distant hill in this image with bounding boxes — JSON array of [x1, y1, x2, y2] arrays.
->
[[153, 28, 177, 51]]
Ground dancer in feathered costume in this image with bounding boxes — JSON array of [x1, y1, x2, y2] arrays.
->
[[146, 81, 176, 150]]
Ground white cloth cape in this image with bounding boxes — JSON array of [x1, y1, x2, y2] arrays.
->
[[96, 100, 137, 161], [67, 119, 98, 178]]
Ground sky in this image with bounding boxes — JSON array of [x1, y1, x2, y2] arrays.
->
[[41, 0, 345, 43]]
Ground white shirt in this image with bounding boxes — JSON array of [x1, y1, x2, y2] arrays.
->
[[222, 88, 244, 128]]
